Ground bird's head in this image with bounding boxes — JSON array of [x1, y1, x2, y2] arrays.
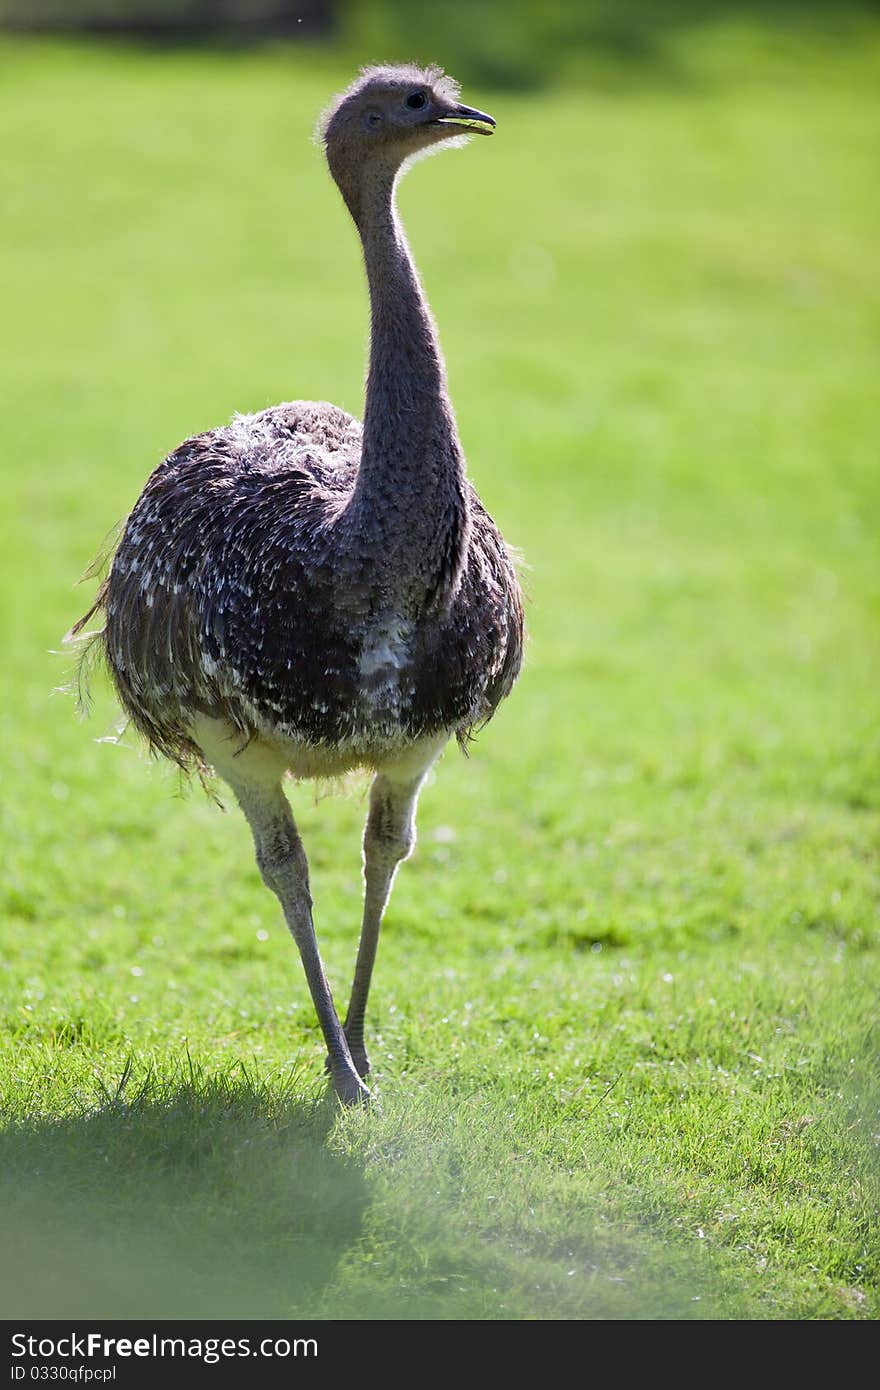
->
[[318, 64, 495, 219]]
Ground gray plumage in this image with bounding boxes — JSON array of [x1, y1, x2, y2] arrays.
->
[[72, 65, 524, 1105]]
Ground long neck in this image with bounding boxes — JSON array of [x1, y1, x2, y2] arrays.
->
[[344, 170, 469, 609]]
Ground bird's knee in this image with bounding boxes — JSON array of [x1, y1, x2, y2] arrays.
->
[[255, 819, 310, 900], [392, 821, 417, 864], [364, 816, 415, 873]]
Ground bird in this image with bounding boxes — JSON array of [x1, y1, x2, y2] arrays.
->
[[70, 64, 524, 1106]]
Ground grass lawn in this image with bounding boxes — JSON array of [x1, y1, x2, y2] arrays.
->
[[1, 19, 878, 1319]]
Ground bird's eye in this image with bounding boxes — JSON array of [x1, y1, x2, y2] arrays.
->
[[405, 92, 427, 110]]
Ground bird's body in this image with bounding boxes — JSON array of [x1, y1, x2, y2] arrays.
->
[[100, 400, 520, 776], [73, 65, 523, 1105]]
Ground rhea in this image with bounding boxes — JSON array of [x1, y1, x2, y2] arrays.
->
[[72, 65, 524, 1105]]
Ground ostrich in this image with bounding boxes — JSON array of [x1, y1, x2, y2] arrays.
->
[[71, 64, 524, 1106]]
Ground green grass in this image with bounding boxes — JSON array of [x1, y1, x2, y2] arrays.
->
[[1, 22, 878, 1319]]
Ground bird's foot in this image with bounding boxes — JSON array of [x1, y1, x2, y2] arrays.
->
[[325, 1032, 372, 1106], [331, 1066, 373, 1108]]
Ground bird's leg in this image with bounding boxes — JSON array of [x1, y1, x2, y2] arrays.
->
[[334, 771, 422, 1079], [233, 778, 369, 1107]]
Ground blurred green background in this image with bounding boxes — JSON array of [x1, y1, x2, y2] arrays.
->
[[3, 0, 880, 86], [1, 0, 878, 1321]]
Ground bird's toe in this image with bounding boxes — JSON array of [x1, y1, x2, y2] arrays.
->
[[333, 1070, 373, 1108]]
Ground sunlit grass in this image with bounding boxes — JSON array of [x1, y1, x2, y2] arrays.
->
[[1, 25, 878, 1318]]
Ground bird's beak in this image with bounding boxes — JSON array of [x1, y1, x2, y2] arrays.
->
[[432, 103, 496, 136]]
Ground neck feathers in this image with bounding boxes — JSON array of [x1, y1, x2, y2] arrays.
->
[[342, 170, 470, 610]]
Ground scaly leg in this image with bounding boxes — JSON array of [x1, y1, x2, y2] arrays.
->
[[233, 777, 369, 1107], [336, 770, 423, 1078]]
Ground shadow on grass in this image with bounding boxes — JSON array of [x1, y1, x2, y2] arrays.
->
[[0, 1060, 366, 1319]]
